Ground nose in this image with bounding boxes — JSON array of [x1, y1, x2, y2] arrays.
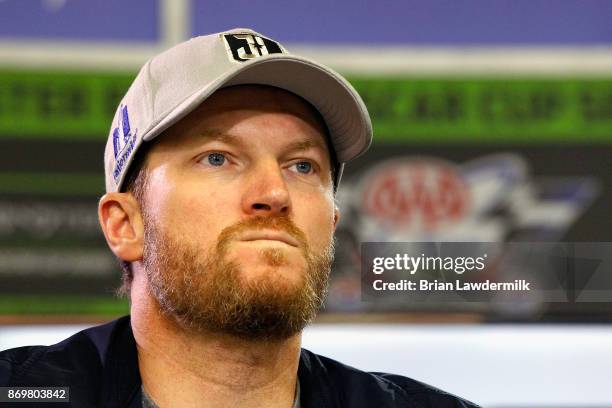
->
[[241, 159, 291, 216]]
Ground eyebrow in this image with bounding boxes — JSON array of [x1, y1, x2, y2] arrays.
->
[[198, 130, 328, 156], [283, 139, 327, 154], [198, 130, 245, 147]]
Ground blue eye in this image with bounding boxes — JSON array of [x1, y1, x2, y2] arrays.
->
[[207, 152, 226, 166], [294, 161, 312, 174]]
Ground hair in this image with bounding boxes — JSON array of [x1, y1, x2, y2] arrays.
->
[[115, 141, 151, 298]]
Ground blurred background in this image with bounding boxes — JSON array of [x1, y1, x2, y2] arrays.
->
[[1, 0, 611, 406]]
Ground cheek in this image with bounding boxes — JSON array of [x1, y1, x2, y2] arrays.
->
[[298, 196, 336, 250], [144, 174, 230, 241]]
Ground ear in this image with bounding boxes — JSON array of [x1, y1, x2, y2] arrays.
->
[[332, 205, 340, 231], [98, 192, 144, 263]]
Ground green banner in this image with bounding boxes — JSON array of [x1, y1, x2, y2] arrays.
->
[[0, 70, 134, 139], [0, 172, 104, 195], [353, 78, 612, 143], [1, 70, 612, 143], [0, 295, 128, 315]]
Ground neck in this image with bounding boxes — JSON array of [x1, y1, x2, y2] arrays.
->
[[130, 272, 301, 408]]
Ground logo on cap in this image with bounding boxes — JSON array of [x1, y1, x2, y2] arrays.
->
[[112, 105, 138, 183], [222, 33, 284, 62]]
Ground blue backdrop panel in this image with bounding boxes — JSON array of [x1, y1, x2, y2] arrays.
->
[[192, 0, 612, 45], [0, 0, 160, 42]]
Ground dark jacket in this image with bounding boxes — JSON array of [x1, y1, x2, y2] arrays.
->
[[0, 316, 479, 407]]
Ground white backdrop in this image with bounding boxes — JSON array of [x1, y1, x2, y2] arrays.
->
[[1, 323, 611, 407]]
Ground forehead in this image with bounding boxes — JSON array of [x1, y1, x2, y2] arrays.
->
[[121, 85, 337, 192], [156, 84, 332, 151]]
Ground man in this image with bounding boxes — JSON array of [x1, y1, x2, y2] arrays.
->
[[0, 29, 478, 407]]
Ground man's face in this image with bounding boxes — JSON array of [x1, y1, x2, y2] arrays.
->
[[137, 85, 338, 340]]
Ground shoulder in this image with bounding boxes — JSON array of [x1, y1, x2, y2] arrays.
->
[[0, 317, 127, 390], [300, 349, 480, 408]]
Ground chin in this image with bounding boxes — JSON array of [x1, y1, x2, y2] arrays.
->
[[239, 264, 306, 285]]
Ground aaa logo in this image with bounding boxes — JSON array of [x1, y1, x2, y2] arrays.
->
[[361, 159, 469, 231]]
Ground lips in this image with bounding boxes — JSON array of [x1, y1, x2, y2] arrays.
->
[[238, 230, 300, 247]]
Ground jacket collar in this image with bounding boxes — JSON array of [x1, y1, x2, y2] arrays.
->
[[84, 315, 141, 407]]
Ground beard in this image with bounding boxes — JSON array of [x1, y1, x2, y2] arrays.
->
[[142, 213, 334, 341]]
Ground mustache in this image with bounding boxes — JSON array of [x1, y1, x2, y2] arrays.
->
[[216, 215, 309, 251]]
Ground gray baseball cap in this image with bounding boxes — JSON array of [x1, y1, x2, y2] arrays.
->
[[104, 28, 372, 193]]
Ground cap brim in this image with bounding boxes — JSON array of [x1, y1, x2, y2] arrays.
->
[[142, 55, 372, 163]]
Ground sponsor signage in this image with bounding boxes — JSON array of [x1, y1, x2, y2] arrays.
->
[[1, 71, 612, 142], [1, 70, 611, 318]]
